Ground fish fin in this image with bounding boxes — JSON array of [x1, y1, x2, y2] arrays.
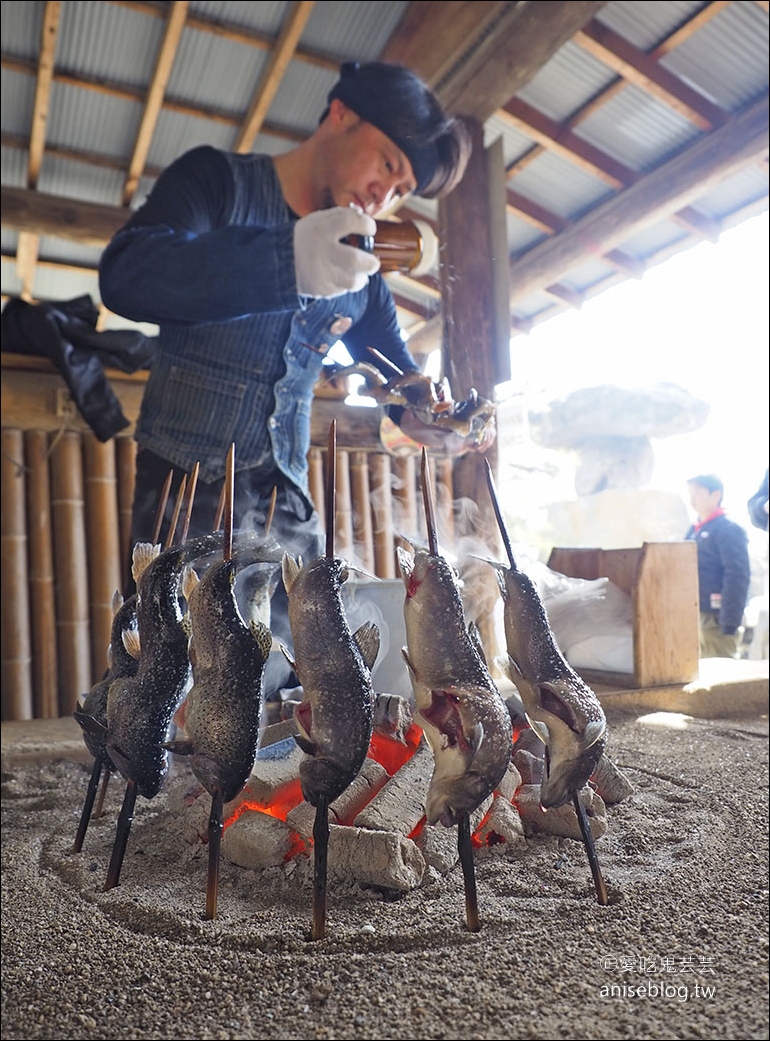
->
[[122, 627, 141, 660], [163, 739, 194, 756], [527, 715, 550, 747], [111, 589, 124, 616], [353, 621, 380, 671], [73, 709, 108, 738], [401, 646, 417, 679], [249, 620, 273, 662], [584, 718, 607, 749], [396, 545, 414, 582], [131, 542, 161, 584], [281, 552, 302, 594], [280, 643, 297, 671], [180, 612, 192, 641], [494, 654, 512, 681], [467, 621, 487, 666], [182, 564, 200, 603]]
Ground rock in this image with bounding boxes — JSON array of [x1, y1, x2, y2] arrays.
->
[[528, 382, 710, 447]]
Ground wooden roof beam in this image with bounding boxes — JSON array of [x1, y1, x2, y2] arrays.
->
[[507, 94, 769, 305]]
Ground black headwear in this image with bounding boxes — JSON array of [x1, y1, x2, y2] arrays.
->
[[327, 62, 444, 195]]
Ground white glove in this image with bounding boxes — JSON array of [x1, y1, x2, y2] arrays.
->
[[294, 207, 381, 298]]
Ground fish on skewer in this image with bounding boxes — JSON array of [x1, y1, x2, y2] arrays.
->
[[164, 445, 276, 919], [282, 420, 379, 941], [483, 459, 609, 905], [72, 470, 175, 852], [102, 520, 244, 891], [398, 448, 512, 931], [72, 590, 141, 850]]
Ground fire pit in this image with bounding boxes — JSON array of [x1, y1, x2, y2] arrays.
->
[[166, 687, 621, 896]]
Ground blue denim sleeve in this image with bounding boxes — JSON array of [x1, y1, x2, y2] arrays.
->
[[98, 146, 299, 325], [341, 273, 420, 376]]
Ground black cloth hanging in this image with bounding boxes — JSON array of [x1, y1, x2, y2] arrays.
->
[[1, 295, 156, 442]]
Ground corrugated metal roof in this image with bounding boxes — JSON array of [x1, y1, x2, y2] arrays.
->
[[1, 0, 767, 337]]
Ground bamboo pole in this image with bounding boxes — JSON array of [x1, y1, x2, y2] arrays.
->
[[391, 455, 418, 545], [435, 456, 455, 550], [368, 453, 395, 579], [308, 447, 325, 533], [83, 436, 122, 679], [349, 451, 374, 574], [51, 431, 92, 714], [24, 430, 58, 718], [115, 437, 136, 594], [1, 430, 33, 720], [333, 448, 354, 562]]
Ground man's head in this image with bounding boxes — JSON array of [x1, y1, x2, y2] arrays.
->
[[321, 62, 471, 202], [687, 473, 724, 519]]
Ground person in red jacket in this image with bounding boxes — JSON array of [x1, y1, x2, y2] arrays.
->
[[686, 474, 751, 658]]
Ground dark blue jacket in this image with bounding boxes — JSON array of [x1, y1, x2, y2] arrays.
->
[[686, 514, 751, 633], [98, 146, 417, 488]]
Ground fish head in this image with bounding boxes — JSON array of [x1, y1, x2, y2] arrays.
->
[[299, 755, 359, 807], [526, 680, 607, 809], [398, 545, 460, 603], [426, 771, 497, 828]]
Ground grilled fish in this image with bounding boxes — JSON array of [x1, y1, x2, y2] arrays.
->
[[165, 556, 273, 802], [74, 589, 141, 769], [282, 553, 379, 806], [491, 558, 607, 809], [397, 544, 512, 827], [105, 532, 235, 798]]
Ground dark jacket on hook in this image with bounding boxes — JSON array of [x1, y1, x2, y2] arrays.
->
[[1, 295, 156, 442]]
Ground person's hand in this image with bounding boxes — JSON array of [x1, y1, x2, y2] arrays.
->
[[294, 207, 380, 298]]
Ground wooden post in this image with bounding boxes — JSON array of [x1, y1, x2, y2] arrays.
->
[[24, 430, 59, 718], [308, 447, 325, 533], [438, 119, 508, 660], [391, 455, 418, 546], [334, 448, 354, 562], [1, 430, 33, 720], [115, 437, 136, 594], [83, 436, 122, 679], [51, 431, 92, 714], [369, 453, 395, 579], [349, 451, 374, 573]]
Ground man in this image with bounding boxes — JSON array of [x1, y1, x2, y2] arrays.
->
[[98, 61, 478, 695], [685, 474, 751, 658]]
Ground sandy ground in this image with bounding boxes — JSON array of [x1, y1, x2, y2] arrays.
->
[[1, 706, 768, 1041]]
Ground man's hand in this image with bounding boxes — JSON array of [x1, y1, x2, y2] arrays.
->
[[294, 208, 380, 298]]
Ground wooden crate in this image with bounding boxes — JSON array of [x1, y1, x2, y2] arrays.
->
[[547, 542, 700, 690]]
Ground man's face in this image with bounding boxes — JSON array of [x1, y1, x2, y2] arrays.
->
[[688, 483, 721, 520], [317, 102, 417, 216]]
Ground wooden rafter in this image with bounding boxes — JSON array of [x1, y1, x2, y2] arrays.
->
[[234, 1, 316, 153], [121, 0, 189, 206]]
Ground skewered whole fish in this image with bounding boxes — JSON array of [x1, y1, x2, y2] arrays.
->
[[281, 553, 379, 806], [397, 543, 513, 827], [74, 589, 141, 771], [166, 553, 274, 803], [283, 420, 380, 941], [484, 462, 609, 904], [71, 589, 142, 851], [488, 556, 606, 811], [106, 530, 275, 799]]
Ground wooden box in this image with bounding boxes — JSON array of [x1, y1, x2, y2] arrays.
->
[[547, 541, 700, 690]]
